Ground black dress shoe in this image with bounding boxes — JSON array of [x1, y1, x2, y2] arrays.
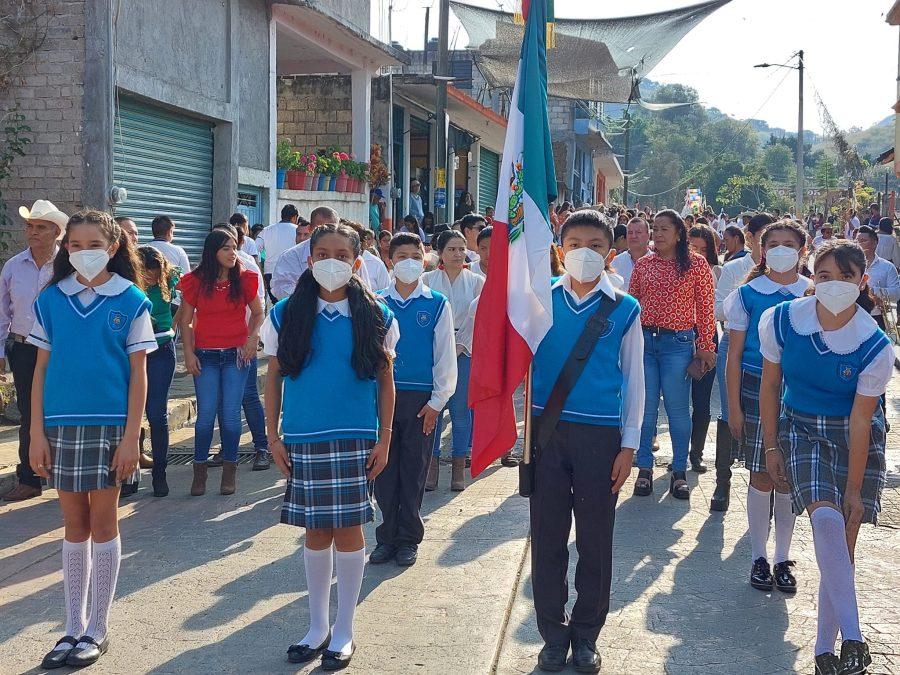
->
[[287, 633, 330, 664], [41, 636, 78, 669], [816, 652, 841, 675], [571, 638, 601, 674], [321, 642, 355, 671], [152, 474, 169, 497], [119, 482, 138, 499], [537, 643, 568, 672], [66, 636, 109, 667], [750, 557, 774, 591], [368, 543, 396, 564], [500, 453, 520, 467], [689, 458, 708, 473], [710, 476, 731, 512], [838, 640, 871, 675], [669, 471, 690, 500], [207, 453, 223, 467], [395, 544, 418, 567], [773, 560, 797, 593], [252, 451, 271, 471], [633, 468, 653, 497]]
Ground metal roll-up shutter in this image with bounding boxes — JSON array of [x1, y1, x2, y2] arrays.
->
[[478, 148, 499, 214], [113, 97, 214, 263]]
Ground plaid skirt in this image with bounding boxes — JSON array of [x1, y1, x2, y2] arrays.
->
[[735, 370, 765, 471], [282, 438, 374, 529], [47, 425, 126, 493], [778, 406, 887, 524]]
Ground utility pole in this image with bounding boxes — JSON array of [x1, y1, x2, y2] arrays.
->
[[622, 110, 631, 206], [423, 5, 430, 66], [796, 50, 804, 217], [434, 0, 450, 222]]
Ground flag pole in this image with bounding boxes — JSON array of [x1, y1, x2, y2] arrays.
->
[[519, 365, 534, 497]]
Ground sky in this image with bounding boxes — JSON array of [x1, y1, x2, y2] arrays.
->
[[389, 0, 898, 135]]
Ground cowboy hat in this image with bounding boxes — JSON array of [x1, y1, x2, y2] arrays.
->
[[19, 199, 69, 237]]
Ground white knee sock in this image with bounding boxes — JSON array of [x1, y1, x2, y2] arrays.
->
[[298, 545, 333, 648], [84, 537, 121, 644], [328, 547, 366, 656], [773, 490, 796, 564], [747, 485, 772, 562], [57, 539, 91, 649], [810, 508, 863, 643], [815, 576, 840, 656]]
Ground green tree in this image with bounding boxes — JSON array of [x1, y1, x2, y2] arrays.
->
[[815, 155, 840, 191], [763, 144, 795, 184]]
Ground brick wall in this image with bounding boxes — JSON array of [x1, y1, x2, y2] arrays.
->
[[548, 97, 572, 134], [276, 75, 352, 155], [0, 1, 86, 254]]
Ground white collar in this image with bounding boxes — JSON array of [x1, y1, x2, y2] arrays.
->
[[316, 297, 350, 317], [385, 279, 432, 302], [787, 295, 879, 355], [552, 272, 617, 303], [747, 274, 810, 296], [867, 255, 889, 270], [58, 272, 131, 297]]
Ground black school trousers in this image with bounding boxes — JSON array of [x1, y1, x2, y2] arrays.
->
[[8, 341, 40, 488], [530, 420, 621, 647], [374, 390, 435, 547]]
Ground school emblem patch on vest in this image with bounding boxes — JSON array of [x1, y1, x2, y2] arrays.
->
[[108, 310, 127, 331], [416, 311, 432, 327], [838, 364, 857, 381]]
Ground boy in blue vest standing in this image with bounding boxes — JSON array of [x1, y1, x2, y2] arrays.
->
[[372, 233, 457, 566], [530, 210, 644, 673]]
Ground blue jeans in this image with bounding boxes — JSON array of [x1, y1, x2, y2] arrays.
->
[[193, 348, 251, 463], [146, 340, 176, 475], [218, 356, 267, 452], [637, 329, 695, 472], [432, 354, 472, 458], [716, 329, 729, 422]]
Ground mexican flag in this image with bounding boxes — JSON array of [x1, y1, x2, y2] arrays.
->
[[468, 0, 557, 477]]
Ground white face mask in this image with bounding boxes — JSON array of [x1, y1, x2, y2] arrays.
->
[[312, 258, 353, 292], [815, 280, 860, 316], [765, 245, 799, 273], [564, 247, 606, 283], [393, 258, 424, 284], [69, 249, 110, 282]]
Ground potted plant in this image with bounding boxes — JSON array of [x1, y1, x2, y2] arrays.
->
[[286, 151, 305, 190], [334, 151, 350, 192], [275, 139, 292, 189], [316, 154, 330, 190], [304, 153, 318, 190]]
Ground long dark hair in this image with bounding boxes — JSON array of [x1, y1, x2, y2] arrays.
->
[[688, 224, 719, 268], [193, 229, 243, 302], [277, 223, 390, 380], [811, 240, 875, 313], [745, 220, 807, 283], [654, 209, 691, 275], [49, 210, 142, 289]]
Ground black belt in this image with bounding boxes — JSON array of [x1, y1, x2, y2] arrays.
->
[[642, 325, 679, 336], [7, 333, 27, 344]]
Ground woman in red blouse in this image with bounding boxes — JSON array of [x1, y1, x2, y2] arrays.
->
[[628, 209, 716, 501], [178, 229, 263, 496]]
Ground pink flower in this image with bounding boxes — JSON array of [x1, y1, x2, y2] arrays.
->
[[332, 152, 340, 159], [307, 163, 316, 173], [339, 152, 349, 161]]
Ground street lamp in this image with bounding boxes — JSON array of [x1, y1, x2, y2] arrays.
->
[[755, 50, 804, 216]]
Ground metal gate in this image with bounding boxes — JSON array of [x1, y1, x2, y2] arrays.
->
[[113, 97, 214, 262], [478, 148, 500, 214], [237, 185, 264, 227]]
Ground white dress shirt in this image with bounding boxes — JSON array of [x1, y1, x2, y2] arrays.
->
[[876, 233, 900, 268], [611, 249, 650, 292], [241, 237, 259, 258], [456, 296, 479, 356], [382, 279, 457, 411], [422, 267, 485, 334], [260, 297, 400, 357], [0, 246, 56, 357], [866, 255, 900, 315], [146, 239, 191, 274], [408, 193, 425, 222], [758, 296, 893, 397], [28, 273, 157, 355], [551, 272, 645, 449], [257, 221, 298, 274], [715, 253, 757, 325], [237, 250, 265, 300], [362, 250, 391, 292], [271, 240, 375, 300], [723, 275, 812, 330]]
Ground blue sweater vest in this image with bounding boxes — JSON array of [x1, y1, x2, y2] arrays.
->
[[532, 286, 640, 427], [34, 283, 151, 427], [773, 301, 891, 416], [271, 299, 395, 443], [379, 290, 448, 392], [737, 284, 806, 374]]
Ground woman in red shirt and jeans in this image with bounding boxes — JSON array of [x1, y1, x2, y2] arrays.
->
[[178, 229, 263, 496], [628, 209, 716, 500]]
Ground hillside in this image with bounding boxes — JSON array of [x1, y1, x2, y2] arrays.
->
[[811, 116, 894, 162]]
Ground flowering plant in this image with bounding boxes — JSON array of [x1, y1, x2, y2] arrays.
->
[[368, 143, 389, 187]]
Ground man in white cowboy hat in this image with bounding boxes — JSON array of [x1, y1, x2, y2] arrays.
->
[[1, 200, 67, 501]]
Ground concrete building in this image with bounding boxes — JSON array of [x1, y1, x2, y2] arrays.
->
[[0, 0, 401, 261]]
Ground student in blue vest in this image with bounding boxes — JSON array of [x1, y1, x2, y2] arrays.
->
[[530, 209, 644, 674], [28, 210, 157, 669], [725, 220, 812, 594], [370, 232, 456, 567], [758, 240, 892, 675], [263, 223, 399, 671]]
